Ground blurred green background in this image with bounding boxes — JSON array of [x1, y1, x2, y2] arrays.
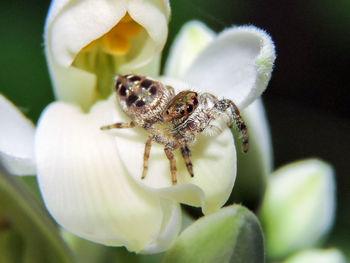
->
[[0, 0, 349, 259]]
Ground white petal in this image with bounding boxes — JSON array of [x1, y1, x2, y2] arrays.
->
[[110, 93, 236, 215], [230, 99, 273, 204], [35, 98, 180, 252], [120, 0, 169, 71], [0, 94, 36, 175], [164, 20, 215, 78], [184, 25, 276, 109], [46, 59, 97, 112], [243, 98, 273, 173], [141, 199, 181, 253], [122, 53, 161, 78], [45, 0, 126, 67]]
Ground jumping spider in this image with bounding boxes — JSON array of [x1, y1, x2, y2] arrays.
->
[[101, 74, 248, 185]]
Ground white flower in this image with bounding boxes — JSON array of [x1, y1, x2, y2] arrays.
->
[[260, 159, 336, 259], [0, 16, 276, 253], [283, 248, 347, 263]]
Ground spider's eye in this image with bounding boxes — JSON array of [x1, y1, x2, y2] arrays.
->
[[192, 97, 198, 105], [187, 104, 193, 113], [149, 86, 157, 95], [128, 75, 141, 82], [115, 80, 122, 91], [180, 109, 185, 115], [119, 86, 127, 96], [141, 79, 152, 89]]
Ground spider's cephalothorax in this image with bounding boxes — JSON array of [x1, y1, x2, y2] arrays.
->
[[101, 74, 248, 185]]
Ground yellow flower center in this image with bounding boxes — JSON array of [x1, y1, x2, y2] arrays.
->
[[82, 13, 142, 56]]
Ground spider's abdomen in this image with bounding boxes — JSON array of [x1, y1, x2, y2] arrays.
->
[[115, 75, 174, 123]]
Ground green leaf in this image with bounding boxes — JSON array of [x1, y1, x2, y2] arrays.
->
[[0, 166, 73, 263], [162, 205, 264, 263], [0, 227, 24, 263]]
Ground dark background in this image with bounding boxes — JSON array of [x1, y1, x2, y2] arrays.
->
[[1, 0, 349, 257]]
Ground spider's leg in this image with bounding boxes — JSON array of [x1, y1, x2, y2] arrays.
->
[[141, 135, 154, 180], [164, 146, 177, 185], [214, 99, 249, 153], [100, 121, 135, 130], [180, 145, 194, 177]]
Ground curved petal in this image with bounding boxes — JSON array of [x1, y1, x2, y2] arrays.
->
[[35, 98, 180, 252], [184, 25, 276, 109], [45, 0, 127, 67], [164, 20, 215, 78], [0, 94, 36, 175], [242, 99, 273, 173], [141, 199, 181, 253], [120, 0, 169, 72], [108, 81, 237, 214], [115, 128, 236, 215]]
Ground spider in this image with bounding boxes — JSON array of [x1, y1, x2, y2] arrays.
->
[[101, 74, 248, 185]]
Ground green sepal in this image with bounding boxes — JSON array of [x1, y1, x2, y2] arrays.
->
[[162, 205, 264, 263]]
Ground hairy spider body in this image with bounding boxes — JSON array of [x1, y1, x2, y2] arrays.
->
[[101, 74, 248, 185]]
